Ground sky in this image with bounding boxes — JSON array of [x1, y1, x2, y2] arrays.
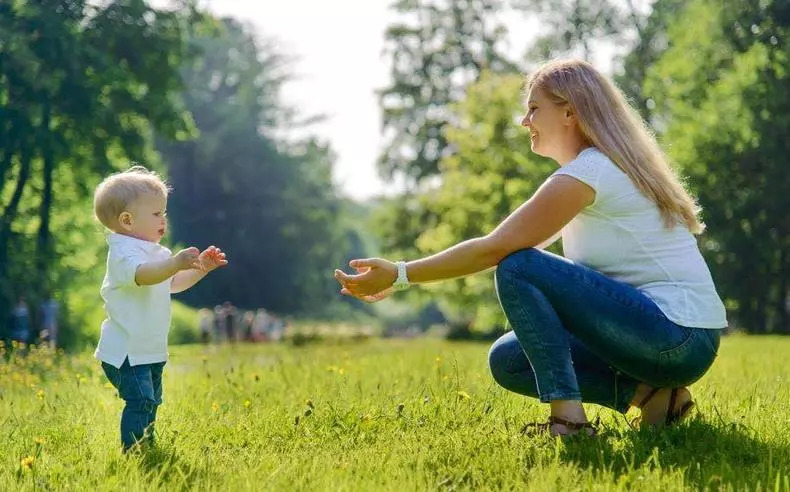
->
[[204, 1, 618, 201]]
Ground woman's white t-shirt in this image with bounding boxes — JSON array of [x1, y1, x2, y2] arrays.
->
[[552, 147, 727, 329]]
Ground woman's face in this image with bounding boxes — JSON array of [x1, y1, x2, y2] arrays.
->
[[521, 87, 577, 163]]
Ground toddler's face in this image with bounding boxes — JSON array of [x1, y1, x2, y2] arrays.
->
[[121, 192, 168, 243]]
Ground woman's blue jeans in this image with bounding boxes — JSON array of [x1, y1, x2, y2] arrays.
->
[[489, 248, 720, 413], [102, 358, 165, 450]]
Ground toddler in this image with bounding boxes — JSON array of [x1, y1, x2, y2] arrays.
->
[[93, 166, 227, 451]]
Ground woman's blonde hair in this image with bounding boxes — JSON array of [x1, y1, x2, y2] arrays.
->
[[526, 59, 704, 234], [93, 165, 170, 231]]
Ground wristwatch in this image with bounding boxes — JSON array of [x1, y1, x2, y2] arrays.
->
[[392, 261, 410, 291]]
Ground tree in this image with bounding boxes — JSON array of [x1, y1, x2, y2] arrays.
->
[[614, 0, 687, 119], [0, 0, 196, 341], [158, 18, 350, 314], [378, 0, 516, 185], [511, 0, 626, 61], [644, 0, 790, 332]]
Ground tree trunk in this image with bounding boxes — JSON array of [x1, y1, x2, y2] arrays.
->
[[36, 102, 55, 292], [0, 146, 33, 312], [0, 123, 18, 209], [778, 243, 789, 334], [0, 147, 13, 198]]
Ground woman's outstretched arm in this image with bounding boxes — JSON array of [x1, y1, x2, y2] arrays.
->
[[335, 175, 594, 300]]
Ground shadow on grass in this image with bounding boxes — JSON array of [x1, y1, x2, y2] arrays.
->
[[560, 416, 789, 488], [127, 442, 217, 489]]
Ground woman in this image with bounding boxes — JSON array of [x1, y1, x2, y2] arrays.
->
[[334, 59, 727, 437]]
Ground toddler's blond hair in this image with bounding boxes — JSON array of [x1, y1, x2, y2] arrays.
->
[[93, 166, 170, 231]]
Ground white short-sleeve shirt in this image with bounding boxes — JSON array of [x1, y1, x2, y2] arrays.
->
[[553, 147, 727, 329], [94, 233, 173, 367]]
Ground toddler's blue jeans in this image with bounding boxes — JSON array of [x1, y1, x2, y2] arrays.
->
[[102, 358, 165, 450]]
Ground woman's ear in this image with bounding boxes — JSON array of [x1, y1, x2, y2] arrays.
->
[[563, 105, 577, 125]]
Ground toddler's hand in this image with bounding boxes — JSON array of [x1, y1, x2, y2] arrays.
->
[[198, 245, 228, 273], [174, 247, 201, 271]]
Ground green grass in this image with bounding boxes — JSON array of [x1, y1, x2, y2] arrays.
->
[[2, 334, 789, 491]]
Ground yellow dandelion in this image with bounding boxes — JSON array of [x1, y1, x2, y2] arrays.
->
[[338, 368, 345, 375], [34, 437, 45, 445], [20, 455, 35, 470], [211, 401, 219, 412], [435, 356, 442, 364], [457, 391, 471, 400], [244, 400, 251, 408], [36, 389, 45, 400]]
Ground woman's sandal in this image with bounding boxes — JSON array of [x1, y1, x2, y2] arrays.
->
[[631, 387, 696, 428], [521, 416, 598, 437]]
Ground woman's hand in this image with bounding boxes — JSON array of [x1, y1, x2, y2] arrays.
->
[[334, 258, 398, 303]]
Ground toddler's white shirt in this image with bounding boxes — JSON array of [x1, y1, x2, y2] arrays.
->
[[95, 233, 173, 368]]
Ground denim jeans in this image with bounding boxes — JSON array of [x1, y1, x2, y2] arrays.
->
[[102, 358, 165, 450], [489, 248, 720, 413]]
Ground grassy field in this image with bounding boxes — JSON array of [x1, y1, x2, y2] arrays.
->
[[2, 334, 789, 491]]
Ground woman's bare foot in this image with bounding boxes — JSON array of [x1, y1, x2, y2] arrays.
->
[[635, 386, 693, 427]]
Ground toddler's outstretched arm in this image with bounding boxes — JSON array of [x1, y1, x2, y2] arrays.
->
[[171, 246, 228, 293], [136, 247, 200, 286]]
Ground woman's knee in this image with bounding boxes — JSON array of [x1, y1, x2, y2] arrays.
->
[[488, 332, 521, 386], [496, 248, 543, 278], [495, 249, 552, 308]]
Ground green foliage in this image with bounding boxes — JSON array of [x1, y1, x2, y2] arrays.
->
[[0, 0, 198, 345], [408, 72, 557, 331], [614, 0, 689, 119], [378, 0, 516, 184], [644, 0, 790, 332], [1, 336, 789, 489]]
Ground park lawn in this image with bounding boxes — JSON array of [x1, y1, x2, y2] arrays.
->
[[1, 334, 789, 491]]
